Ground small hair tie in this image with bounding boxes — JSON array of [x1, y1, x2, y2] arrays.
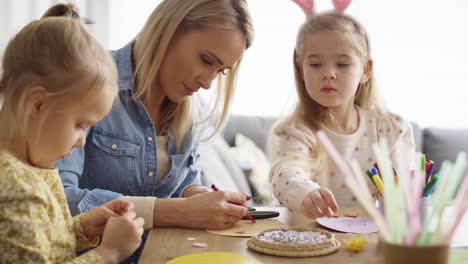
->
[[70, 10, 95, 24], [81, 17, 96, 25], [70, 10, 80, 19]]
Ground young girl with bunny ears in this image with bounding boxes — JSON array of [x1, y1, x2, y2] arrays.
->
[[268, 0, 416, 219], [0, 4, 144, 263]]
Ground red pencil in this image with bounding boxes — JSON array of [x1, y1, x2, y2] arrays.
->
[[211, 184, 256, 223]]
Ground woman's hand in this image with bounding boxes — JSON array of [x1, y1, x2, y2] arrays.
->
[[153, 191, 250, 230], [183, 191, 250, 229], [80, 199, 133, 240], [301, 187, 338, 219], [181, 185, 211, 198]]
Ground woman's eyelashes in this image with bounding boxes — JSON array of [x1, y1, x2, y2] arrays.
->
[[201, 55, 227, 75], [201, 55, 214, 66], [76, 122, 90, 131]]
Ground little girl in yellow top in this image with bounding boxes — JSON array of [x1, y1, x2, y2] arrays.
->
[[0, 4, 144, 263]]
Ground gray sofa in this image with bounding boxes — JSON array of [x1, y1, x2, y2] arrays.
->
[[199, 115, 468, 205]]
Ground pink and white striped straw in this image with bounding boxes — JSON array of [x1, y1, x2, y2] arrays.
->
[[316, 131, 391, 241], [441, 170, 468, 242]]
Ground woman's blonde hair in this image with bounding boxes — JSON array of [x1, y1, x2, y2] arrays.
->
[[133, 0, 254, 150], [0, 3, 118, 144], [292, 12, 381, 178]]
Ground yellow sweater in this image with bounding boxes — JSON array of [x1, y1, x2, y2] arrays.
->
[[0, 151, 102, 263]]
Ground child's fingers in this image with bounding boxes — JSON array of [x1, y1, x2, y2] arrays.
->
[[134, 217, 145, 228], [120, 201, 134, 215], [303, 208, 316, 219], [304, 196, 322, 218], [122, 210, 137, 220], [311, 194, 328, 217], [106, 199, 133, 215], [119, 200, 134, 213], [101, 207, 119, 219], [302, 201, 318, 219], [320, 189, 339, 212]]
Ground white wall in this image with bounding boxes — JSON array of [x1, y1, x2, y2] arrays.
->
[[234, 0, 468, 129], [1, 0, 468, 128]]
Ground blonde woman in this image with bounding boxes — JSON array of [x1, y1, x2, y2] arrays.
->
[[57, 0, 254, 234]]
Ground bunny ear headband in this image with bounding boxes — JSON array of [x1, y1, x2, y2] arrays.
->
[[292, 0, 351, 16]]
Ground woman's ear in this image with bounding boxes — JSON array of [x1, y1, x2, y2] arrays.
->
[[360, 58, 373, 84], [25, 86, 49, 119]]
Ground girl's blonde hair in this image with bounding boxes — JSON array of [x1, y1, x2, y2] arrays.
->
[[0, 4, 118, 144], [292, 12, 381, 179], [133, 0, 254, 150]]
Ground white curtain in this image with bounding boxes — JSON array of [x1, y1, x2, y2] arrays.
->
[[0, 0, 111, 49], [2, 0, 468, 128]]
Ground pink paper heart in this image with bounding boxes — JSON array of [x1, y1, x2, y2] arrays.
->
[[292, 0, 315, 15], [332, 0, 351, 12]]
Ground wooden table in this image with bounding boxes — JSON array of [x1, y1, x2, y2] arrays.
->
[[140, 207, 383, 263], [139, 207, 466, 264]]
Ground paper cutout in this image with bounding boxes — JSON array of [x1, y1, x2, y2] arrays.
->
[[316, 216, 378, 234], [344, 213, 358, 218], [167, 252, 263, 264], [191, 242, 208, 248], [344, 236, 368, 252], [207, 220, 288, 237]]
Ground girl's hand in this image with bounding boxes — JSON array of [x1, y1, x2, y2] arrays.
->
[[301, 187, 338, 219], [80, 199, 133, 240], [95, 211, 145, 263]]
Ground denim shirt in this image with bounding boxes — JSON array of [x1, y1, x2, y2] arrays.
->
[[56, 42, 202, 216]]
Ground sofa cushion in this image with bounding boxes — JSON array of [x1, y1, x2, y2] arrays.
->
[[228, 133, 276, 205], [223, 116, 277, 152], [411, 122, 423, 152], [423, 128, 468, 168], [225, 116, 424, 153], [198, 135, 253, 199]]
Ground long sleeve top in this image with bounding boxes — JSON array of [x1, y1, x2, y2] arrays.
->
[[268, 108, 416, 211], [0, 151, 101, 263]]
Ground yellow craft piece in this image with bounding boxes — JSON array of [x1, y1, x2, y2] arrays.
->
[[343, 236, 368, 253], [166, 252, 263, 264]]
